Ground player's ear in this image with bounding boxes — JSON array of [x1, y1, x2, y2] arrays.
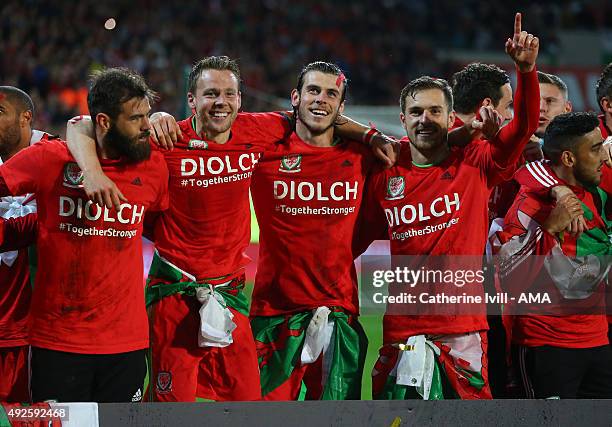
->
[[448, 110, 456, 128], [399, 112, 408, 133], [96, 113, 111, 132], [291, 89, 300, 108], [187, 92, 196, 111], [600, 97, 611, 114], [565, 100, 572, 113], [560, 150, 575, 167], [236, 91, 242, 111], [481, 98, 493, 108], [20, 110, 32, 128], [338, 100, 345, 115]]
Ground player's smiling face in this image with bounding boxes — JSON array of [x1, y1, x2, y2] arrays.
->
[[292, 71, 345, 135], [188, 69, 241, 141], [400, 88, 454, 152]]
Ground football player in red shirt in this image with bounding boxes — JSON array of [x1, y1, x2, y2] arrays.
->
[[0, 86, 46, 402], [366, 13, 540, 400], [493, 112, 612, 398], [0, 69, 169, 403]]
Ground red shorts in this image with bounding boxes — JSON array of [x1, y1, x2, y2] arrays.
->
[[149, 293, 260, 401], [0, 346, 29, 402]]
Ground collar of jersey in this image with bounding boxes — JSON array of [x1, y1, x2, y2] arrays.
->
[[190, 115, 233, 144]]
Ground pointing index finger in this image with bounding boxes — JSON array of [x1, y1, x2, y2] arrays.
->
[[514, 12, 522, 37]]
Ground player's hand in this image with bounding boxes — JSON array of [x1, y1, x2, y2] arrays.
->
[[550, 186, 586, 235], [68, 114, 94, 136], [542, 194, 584, 235], [523, 137, 544, 162], [505, 13, 539, 73], [150, 112, 182, 150], [565, 214, 587, 237], [471, 106, 503, 140], [82, 168, 127, 211], [370, 133, 400, 168]]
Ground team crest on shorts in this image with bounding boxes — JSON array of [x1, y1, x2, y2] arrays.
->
[[386, 176, 405, 200], [63, 162, 84, 188], [279, 154, 302, 173], [156, 371, 172, 394], [188, 139, 209, 150]]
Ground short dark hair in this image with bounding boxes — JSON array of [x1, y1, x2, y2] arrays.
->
[[87, 68, 157, 124], [0, 86, 35, 121], [451, 63, 510, 114], [538, 71, 568, 99], [188, 56, 241, 94], [542, 112, 600, 165], [400, 76, 453, 114], [296, 61, 348, 102], [596, 63, 612, 113]]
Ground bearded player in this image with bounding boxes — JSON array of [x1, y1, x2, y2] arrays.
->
[[0, 86, 47, 402], [365, 13, 540, 400], [0, 69, 169, 402]]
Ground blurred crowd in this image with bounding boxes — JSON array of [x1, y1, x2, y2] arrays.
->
[[1, 0, 611, 135]]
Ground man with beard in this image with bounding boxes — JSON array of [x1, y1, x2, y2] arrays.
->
[[0, 86, 47, 402], [493, 112, 612, 398], [0, 68, 169, 402], [366, 13, 540, 400], [249, 61, 376, 400]]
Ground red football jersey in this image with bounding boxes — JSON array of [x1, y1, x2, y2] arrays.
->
[[152, 113, 291, 280], [249, 133, 372, 316], [0, 138, 169, 354], [0, 130, 46, 348]]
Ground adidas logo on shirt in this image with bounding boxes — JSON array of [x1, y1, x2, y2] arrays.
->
[[441, 171, 454, 180], [131, 177, 142, 186], [132, 388, 142, 402], [341, 160, 353, 167]]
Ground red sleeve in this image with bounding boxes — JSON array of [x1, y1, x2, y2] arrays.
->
[[492, 190, 558, 295], [236, 112, 293, 150], [0, 212, 37, 251], [352, 168, 388, 258], [512, 160, 560, 198], [0, 141, 49, 196], [487, 67, 540, 174]]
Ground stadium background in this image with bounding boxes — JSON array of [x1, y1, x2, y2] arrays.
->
[[2, 0, 611, 399]]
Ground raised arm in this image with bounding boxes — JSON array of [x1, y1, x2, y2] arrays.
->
[[66, 116, 126, 210], [490, 13, 540, 167]]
